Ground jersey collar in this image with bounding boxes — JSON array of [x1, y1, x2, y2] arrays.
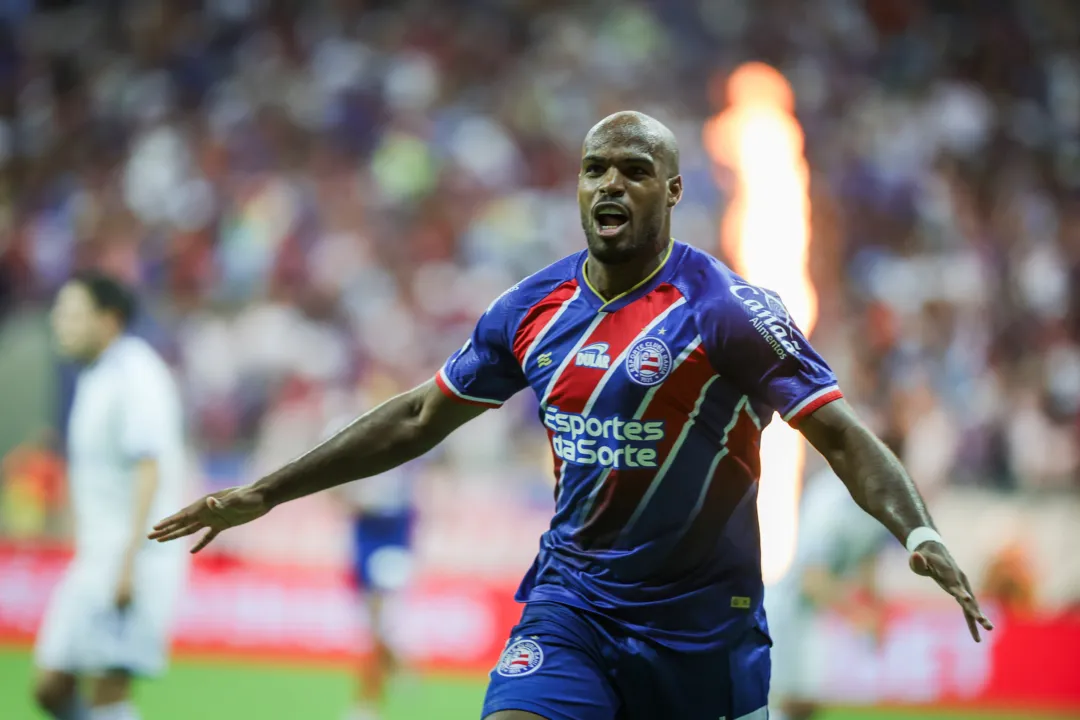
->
[[578, 240, 679, 313]]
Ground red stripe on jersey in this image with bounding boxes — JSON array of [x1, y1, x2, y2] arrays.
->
[[788, 388, 844, 426], [543, 283, 684, 415], [511, 281, 579, 366], [541, 283, 683, 502], [577, 342, 717, 548], [662, 405, 762, 578]]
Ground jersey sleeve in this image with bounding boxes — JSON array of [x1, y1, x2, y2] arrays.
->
[[435, 290, 528, 409], [118, 356, 176, 462], [700, 282, 842, 425]]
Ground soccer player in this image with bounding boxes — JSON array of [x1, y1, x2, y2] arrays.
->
[[35, 273, 187, 720], [339, 470, 415, 720], [150, 112, 992, 720], [340, 475, 414, 720], [325, 409, 418, 720], [764, 464, 891, 720]]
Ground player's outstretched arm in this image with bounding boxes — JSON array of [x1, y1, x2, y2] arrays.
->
[[149, 379, 485, 552], [798, 398, 994, 642]]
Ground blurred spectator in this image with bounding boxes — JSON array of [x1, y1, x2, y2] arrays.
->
[[0, 432, 65, 539], [0, 0, 1078, 546], [982, 543, 1038, 616]]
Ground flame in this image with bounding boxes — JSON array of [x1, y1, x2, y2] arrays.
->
[[704, 63, 816, 585]]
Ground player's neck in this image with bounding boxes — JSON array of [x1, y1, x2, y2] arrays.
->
[[86, 330, 123, 365], [585, 239, 671, 302]]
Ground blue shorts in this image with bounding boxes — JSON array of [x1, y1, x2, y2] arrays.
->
[[351, 511, 414, 593], [482, 601, 770, 720]]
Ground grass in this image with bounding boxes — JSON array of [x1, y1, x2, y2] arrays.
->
[[0, 647, 1072, 720], [3, 648, 481, 719]]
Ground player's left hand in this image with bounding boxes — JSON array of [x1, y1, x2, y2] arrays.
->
[[114, 570, 134, 611], [910, 541, 994, 642]]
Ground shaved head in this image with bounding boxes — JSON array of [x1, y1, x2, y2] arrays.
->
[[578, 111, 683, 266], [583, 111, 680, 177]]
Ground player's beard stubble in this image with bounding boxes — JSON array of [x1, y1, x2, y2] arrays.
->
[[580, 211, 667, 267]]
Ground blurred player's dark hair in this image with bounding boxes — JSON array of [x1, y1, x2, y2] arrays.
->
[[72, 271, 138, 329]]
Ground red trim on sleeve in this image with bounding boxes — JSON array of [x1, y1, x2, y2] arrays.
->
[[788, 388, 844, 426], [433, 371, 503, 409]]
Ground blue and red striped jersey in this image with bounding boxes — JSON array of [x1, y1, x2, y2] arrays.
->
[[435, 241, 842, 652]]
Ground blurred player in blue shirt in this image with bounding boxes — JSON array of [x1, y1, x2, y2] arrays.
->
[[326, 404, 417, 720], [153, 112, 992, 720]]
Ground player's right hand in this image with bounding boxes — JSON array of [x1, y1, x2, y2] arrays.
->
[[148, 485, 270, 553]]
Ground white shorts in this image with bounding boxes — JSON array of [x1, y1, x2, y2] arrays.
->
[[35, 551, 186, 677]]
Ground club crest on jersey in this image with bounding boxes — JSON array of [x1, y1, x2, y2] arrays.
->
[[625, 337, 673, 386], [495, 638, 544, 677], [575, 342, 611, 369]]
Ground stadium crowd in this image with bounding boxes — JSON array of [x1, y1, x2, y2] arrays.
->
[[1, 0, 1080, 550]]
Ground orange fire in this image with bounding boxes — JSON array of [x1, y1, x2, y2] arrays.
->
[[704, 62, 816, 585]]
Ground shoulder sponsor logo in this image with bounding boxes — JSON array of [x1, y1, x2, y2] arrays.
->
[[729, 284, 800, 359], [484, 283, 521, 314], [575, 342, 611, 369], [537, 352, 553, 368]]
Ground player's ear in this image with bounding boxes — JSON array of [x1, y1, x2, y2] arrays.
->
[[667, 175, 683, 208]]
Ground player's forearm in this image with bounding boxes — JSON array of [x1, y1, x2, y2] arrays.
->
[[251, 384, 438, 508], [819, 421, 935, 545], [123, 459, 160, 565]]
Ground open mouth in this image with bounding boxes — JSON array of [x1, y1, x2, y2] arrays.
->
[[593, 203, 630, 237]]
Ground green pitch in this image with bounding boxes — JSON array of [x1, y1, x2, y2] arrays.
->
[[0, 647, 1071, 720]]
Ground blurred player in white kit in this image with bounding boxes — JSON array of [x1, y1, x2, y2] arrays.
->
[[765, 462, 891, 720], [33, 272, 188, 720]]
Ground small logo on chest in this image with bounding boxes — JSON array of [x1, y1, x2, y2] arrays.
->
[[575, 342, 611, 370], [626, 337, 673, 386]]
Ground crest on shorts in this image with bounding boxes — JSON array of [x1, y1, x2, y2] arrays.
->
[[495, 638, 544, 677], [625, 337, 673, 386]]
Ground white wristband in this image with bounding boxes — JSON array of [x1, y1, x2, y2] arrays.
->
[[905, 527, 945, 554]]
